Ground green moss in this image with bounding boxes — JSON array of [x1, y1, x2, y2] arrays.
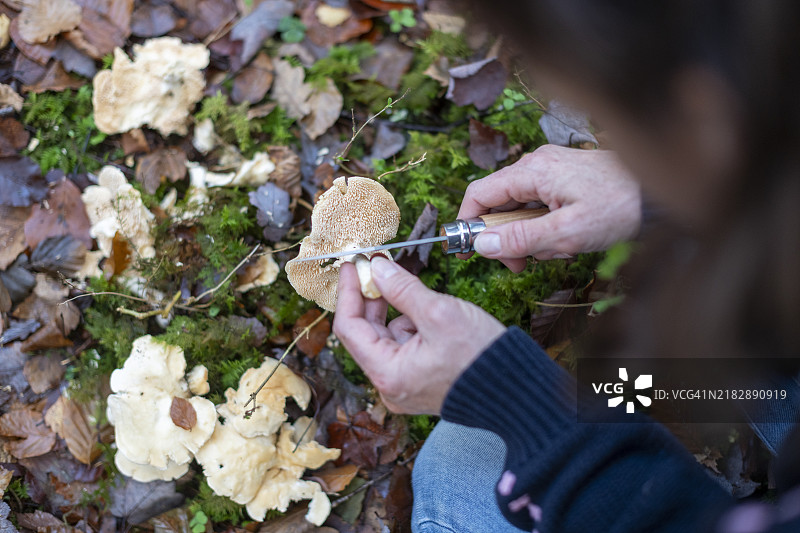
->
[[307, 43, 376, 86], [189, 480, 245, 525], [196, 92, 261, 153], [22, 86, 117, 173], [408, 414, 437, 441]]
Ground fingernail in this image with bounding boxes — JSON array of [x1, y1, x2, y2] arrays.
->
[[553, 253, 573, 259], [474, 233, 501, 256], [371, 257, 398, 279]]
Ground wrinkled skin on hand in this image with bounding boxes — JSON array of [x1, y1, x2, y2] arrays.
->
[[459, 144, 642, 272], [333, 258, 505, 415]]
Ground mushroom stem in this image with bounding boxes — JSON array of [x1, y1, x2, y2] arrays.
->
[[352, 254, 382, 299]]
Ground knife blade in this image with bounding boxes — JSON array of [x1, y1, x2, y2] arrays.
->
[[292, 235, 448, 263]]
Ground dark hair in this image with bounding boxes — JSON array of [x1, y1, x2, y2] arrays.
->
[[470, 1, 800, 359]]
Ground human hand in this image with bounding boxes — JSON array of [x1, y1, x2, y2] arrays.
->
[[459, 144, 642, 272], [332, 258, 505, 415]]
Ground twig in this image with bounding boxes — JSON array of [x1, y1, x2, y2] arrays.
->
[[117, 291, 181, 319], [514, 69, 547, 111], [376, 152, 427, 181], [187, 244, 261, 305], [336, 89, 410, 164], [243, 310, 330, 414], [60, 291, 150, 305]]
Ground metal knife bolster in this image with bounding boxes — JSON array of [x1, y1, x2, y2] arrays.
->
[[440, 218, 486, 254]]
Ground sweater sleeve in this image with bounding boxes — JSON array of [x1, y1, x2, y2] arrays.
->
[[441, 326, 734, 533]]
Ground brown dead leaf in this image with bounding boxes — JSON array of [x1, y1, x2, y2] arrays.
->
[[294, 309, 331, 358], [61, 396, 102, 464], [384, 464, 413, 531], [694, 446, 723, 474], [0, 83, 24, 112], [266, 145, 302, 199], [310, 463, 359, 493], [446, 58, 507, 110], [121, 128, 150, 155], [395, 203, 438, 276], [23, 354, 64, 394], [0, 156, 48, 208], [468, 119, 508, 170], [230, 0, 293, 66], [13, 52, 49, 87], [232, 52, 274, 105], [272, 58, 313, 119], [530, 288, 578, 348], [302, 0, 372, 48], [0, 406, 57, 459], [9, 17, 56, 66], [0, 465, 11, 497], [0, 117, 30, 157], [65, 0, 133, 59], [258, 505, 338, 533], [354, 39, 414, 91], [135, 147, 187, 195], [130, 2, 177, 37], [170, 397, 197, 430], [103, 232, 133, 277], [301, 77, 343, 140], [17, 0, 82, 44], [327, 411, 406, 468], [22, 60, 85, 93], [0, 205, 30, 270], [12, 273, 81, 351], [24, 178, 93, 250], [16, 510, 76, 532]]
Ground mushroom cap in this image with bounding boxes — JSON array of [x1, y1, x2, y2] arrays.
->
[[245, 469, 329, 523], [107, 335, 217, 477], [285, 177, 400, 311], [114, 452, 189, 483], [218, 357, 311, 438], [195, 421, 277, 504], [186, 365, 210, 396], [276, 417, 340, 476]]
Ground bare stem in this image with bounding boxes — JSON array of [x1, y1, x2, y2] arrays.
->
[[336, 89, 410, 164], [376, 152, 427, 181]]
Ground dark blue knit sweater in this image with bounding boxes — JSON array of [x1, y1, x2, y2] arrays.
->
[[441, 327, 800, 533]]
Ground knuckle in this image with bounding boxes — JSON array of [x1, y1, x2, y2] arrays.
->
[[504, 222, 533, 256]]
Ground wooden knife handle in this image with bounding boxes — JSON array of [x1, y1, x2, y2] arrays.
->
[[478, 207, 549, 228]]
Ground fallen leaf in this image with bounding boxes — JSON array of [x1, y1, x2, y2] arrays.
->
[[17, 0, 82, 44], [103, 232, 133, 277], [328, 411, 405, 468], [293, 309, 331, 358], [230, 0, 293, 66], [1, 318, 40, 345], [529, 288, 578, 348], [53, 39, 98, 78], [0, 206, 30, 270], [131, 2, 178, 37], [24, 178, 93, 250], [266, 145, 302, 199], [272, 58, 313, 119], [353, 38, 413, 91], [236, 254, 280, 292], [66, 0, 133, 59], [109, 477, 184, 525], [694, 446, 723, 475], [538, 100, 598, 147], [12, 273, 81, 351], [249, 182, 293, 242], [369, 122, 406, 161], [0, 279, 9, 313], [0, 502, 13, 533], [9, 17, 56, 66], [121, 129, 150, 155], [422, 10, 466, 34], [0, 157, 48, 208], [135, 147, 188, 195], [169, 397, 197, 431], [301, 77, 343, 140], [0, 406, 57, 459], [0, 345, 28, 402], [0, 117, 30, 157], [358, 0, 417, 11], [332, 476, 366, 524], [59, 398, 104, 465], [15, 510, 68, 531], [0, 256, 36, 304], [0, 466, 11, 497], [0, 84, 24, 112], [395, 203, 438, 276], [302, 0, 372, 48], [150, 507, 192, 533], [232, 52, 274, 105], [29, 235, 88, 277], [446, 57, 506, 110], [258, 505, 339, 532], [309, 463, 359, 493], [184, 0, 238, 41], [468, 119, 508, 170], [23, 354, 64, 394], [22, 60, 86, 94]]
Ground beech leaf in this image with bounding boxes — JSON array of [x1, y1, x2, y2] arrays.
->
[[24, 178, 93, 250], [169, 397, 197, 431], [446, 58, 507, 110]]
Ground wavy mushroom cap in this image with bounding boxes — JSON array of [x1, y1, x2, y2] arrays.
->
[[286, 176, 400, 311]]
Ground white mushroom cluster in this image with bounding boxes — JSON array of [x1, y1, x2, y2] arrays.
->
[[106, 336, 216, 482], [286, 177, 401, 311], [195, 359, 340, 525], [108, 339, 340, 526]]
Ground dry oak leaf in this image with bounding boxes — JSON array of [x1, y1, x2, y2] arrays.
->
[[0, 406, 57, 459], [0, 156, 48, 208], [17, 0, 82, 44], [272, 58, 313, 120], [24, 178, 93, 251], [301, 77, 343, 140], [327, 410, 405, 469]]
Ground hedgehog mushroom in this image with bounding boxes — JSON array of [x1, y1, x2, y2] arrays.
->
[[285, 177, 400, 311]]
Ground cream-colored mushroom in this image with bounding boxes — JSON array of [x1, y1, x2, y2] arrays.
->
[[195, 421, 278, 504], [81, 166, 156, 260], [186, 365, 210, 396], [245, 469, 331, 525], [114, 452, 189, 483], [106, 336, 216, 481], [285, 177, 400, 311], [275, 417, 341, 477], [217, 357, 311, 439], [92, 37, 209, 136]]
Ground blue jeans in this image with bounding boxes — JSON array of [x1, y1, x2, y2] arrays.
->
[[412, 421, 526, 533]]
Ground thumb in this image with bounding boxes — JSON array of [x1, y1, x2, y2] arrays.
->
[[370, 257, 442, 326], [473, 208, 578, 260]]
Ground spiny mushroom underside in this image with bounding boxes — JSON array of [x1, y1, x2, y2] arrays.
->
[[286, 177, 400, 311]]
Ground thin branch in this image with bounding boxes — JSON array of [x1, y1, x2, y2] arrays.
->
[[243, 310, 330, 414], [187, 244, 261, 305], [117, 291, 181, 319], [336, 89, 410, 164], [60, 291, 150, 305], [376, 152, 427, 181]]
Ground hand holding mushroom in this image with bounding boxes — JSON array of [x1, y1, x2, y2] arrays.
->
[[333, 258, 506, 415]]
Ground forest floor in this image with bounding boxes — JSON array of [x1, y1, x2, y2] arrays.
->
[[0, 0, 771, 532]]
